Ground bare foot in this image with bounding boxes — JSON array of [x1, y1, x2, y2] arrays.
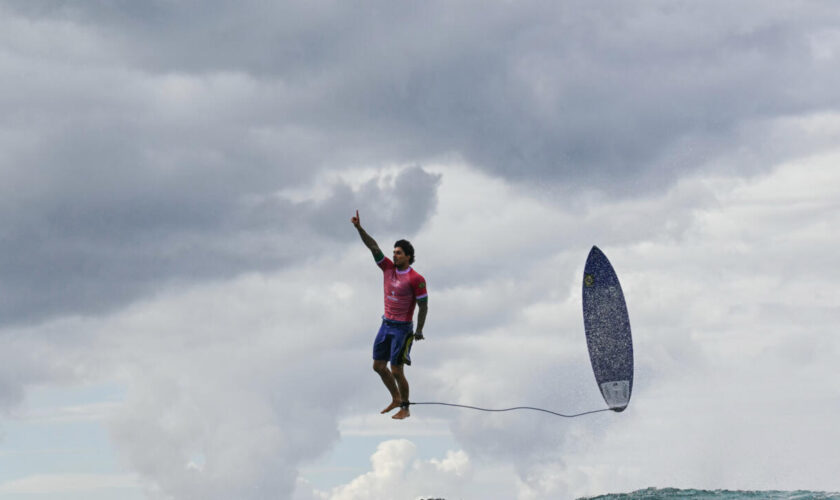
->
[[392, 407, 410, 420], [380, 401, 400, 414]]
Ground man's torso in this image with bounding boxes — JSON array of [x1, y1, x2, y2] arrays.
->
[[377, 257, 427, 323]]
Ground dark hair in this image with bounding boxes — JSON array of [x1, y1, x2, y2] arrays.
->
[[394, 239, 415, 265]]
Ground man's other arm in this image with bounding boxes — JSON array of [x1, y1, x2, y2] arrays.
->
[[414, 298, 427, 340]]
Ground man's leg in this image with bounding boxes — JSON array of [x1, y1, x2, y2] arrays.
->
[[373, 360, 401, 414], [390, 364, 410, 420]]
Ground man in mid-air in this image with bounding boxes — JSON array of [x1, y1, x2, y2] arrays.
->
[[351, 210, 428, 420]]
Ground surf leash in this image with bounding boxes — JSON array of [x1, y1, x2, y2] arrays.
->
[[409, 401, 614, 418]]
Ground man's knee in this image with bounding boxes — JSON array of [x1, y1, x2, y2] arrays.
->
[[390, 364, 405, 378], [373, 361, 389, 374]]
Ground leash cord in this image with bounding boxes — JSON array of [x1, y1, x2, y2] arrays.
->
[[409, 401, 613, 418]]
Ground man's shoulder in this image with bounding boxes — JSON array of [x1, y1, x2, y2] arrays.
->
[[410, 268, 428, 298], [409, 268, 426, 282], [377, 255, 393, 268]]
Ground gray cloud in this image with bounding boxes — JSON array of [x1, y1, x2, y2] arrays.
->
[[3, 1, 839, 327], [7, 1, 840, 191], [246, 166, 441, 242], [0, 163, 439, 325], [2, 0, 456, 325]]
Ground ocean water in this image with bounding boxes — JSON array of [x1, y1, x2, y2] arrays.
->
[[579, 488, 840, 500]]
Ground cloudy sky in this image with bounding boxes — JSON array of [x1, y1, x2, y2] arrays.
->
[[1, 1, 839, 499]]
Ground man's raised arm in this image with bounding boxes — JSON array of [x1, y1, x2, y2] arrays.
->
[[351, 210, 384, 261]]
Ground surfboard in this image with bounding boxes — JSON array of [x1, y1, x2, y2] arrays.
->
[[582, 246, 634, 412]]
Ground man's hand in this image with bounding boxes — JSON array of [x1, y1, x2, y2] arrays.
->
[[351, 209, 361, 228], [414, 330, 424, 341]]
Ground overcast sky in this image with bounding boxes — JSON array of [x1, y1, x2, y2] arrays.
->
[[1, 2, 839, 499]]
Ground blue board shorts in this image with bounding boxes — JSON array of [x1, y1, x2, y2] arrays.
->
[[372, 317, 414, 366]]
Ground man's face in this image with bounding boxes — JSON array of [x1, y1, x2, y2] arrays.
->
[[393, 247, 409, 268]]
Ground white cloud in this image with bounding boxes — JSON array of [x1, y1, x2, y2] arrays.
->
[[8, 401, 120, 424], [312, 439, 473, 500], [337, 414, 451, 437], [0, 474, 139, 495], [288, 152, 840, 499], [411, 152, 840, 496], [3, 146, 840, 499]]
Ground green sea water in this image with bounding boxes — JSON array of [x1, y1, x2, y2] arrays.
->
[[580, 488, 840, 500]]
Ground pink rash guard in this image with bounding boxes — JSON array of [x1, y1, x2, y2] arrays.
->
[[376, 256, 427, 323]]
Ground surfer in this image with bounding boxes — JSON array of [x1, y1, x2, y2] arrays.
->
[[351, 210, 428, 420]]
